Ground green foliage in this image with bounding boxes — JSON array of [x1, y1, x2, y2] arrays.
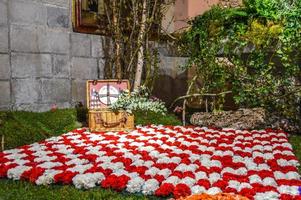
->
[[180, 0, 301, 127]]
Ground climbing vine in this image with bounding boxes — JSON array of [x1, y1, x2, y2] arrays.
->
[[180, 0, 301, 126]]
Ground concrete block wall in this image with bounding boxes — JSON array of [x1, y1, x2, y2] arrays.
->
[[0, 0, 187, 111], [0, 0, 105, 111]]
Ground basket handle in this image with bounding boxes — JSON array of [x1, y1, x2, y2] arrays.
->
[[94, 112, 128, 128]]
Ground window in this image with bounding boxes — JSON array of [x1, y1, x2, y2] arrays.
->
[[72, 0, 109, 35], [72, 0, 163, 36]]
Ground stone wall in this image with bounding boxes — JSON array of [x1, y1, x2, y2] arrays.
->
[[0, 0, 105, 111], [219, 0, 242, 8], [0, 0, 187, 111]]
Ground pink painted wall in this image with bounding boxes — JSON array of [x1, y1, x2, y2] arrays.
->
[[174, 0, 219, 31]]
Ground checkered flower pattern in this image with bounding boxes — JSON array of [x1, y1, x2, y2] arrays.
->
[[1, 125, 301, 200]]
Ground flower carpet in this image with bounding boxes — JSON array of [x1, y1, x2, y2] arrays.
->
[[1, 125, 301, 200]]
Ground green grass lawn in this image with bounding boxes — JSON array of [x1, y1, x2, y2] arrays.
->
[[0, 109, 300, 200], [289, 134, 301, 173]]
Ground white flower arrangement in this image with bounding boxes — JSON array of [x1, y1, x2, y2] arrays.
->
[[110, 85, 167, 115]]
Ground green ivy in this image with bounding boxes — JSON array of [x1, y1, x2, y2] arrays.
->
[[180, 0, 301, 126]]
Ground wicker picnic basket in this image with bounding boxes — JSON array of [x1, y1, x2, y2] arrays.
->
[[86, 80, 134, 132]]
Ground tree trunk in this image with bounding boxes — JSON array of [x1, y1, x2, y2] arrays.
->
[[133, 0, 147, 89], [112, 0, 122, 80]]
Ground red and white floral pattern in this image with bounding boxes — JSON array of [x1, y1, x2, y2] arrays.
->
[[1, 125, 301, 200]]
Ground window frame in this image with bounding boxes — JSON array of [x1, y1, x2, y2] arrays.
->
[[72, 0, 109, 35]]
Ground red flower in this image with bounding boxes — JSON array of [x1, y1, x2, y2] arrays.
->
[[183, 171, 195, 179], [154, 174, 165, 183], [0, 163, 18, 178], [254, 157, 265, 164], [173, 183, 191, 199], [54, 171, 78, 184], [155, 183, 174, 197], [101, 174, 130, 191], [224, 187, 237, 194], [197, 179, 210, 189], [280, 194, 294, 200], [239, 188, 256, 200], [21, 167, 45, 183], [212, 180, 228, 190]]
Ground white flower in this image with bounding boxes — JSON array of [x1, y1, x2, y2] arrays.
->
[[66, 158, 89, 166], [233, 155, 244, 163], [207, 187, 222, 195], [163, 176, 180, 185], [238, 183, 252, 192], [191, 185, 206, 194], [6, 153, 27, 160], [228, 180, 240, 190], [263, 177, 277, 187], [38, 162, 63, 169], [254, 191, 279, 200], [208, 173, 220, 184], [158, 169, 171, 178], [221, 167, 236, 175], [142, 179, 159, 195], [236, 167, 248, 175], [145, 167, 160, 177], [157, 157, 172, 164], [68, 164, 93, 174], [175, 164, 198, 172], [35, 170, 63, 185], [274, 171, 286, 180], [113, 169, 130, 176], [249, 174, 262, 184], [180, 177, 196, 187], [286, 171, 300, 180], [72, 173, 105, 189], [6, 159, 29, 166], [95, 156, 116, 163], [7, 166, 31, 180], [195, 171, 207, 180], [149, 150, 160, 158], [257, 163, 270, 170], [34, 156, 56, 163], [263, 153, 274, 160], [289, 159, 300, 167], [126, 177, 145, 193], [277, 185, 300, 195], [131, 160, 144, 166]]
